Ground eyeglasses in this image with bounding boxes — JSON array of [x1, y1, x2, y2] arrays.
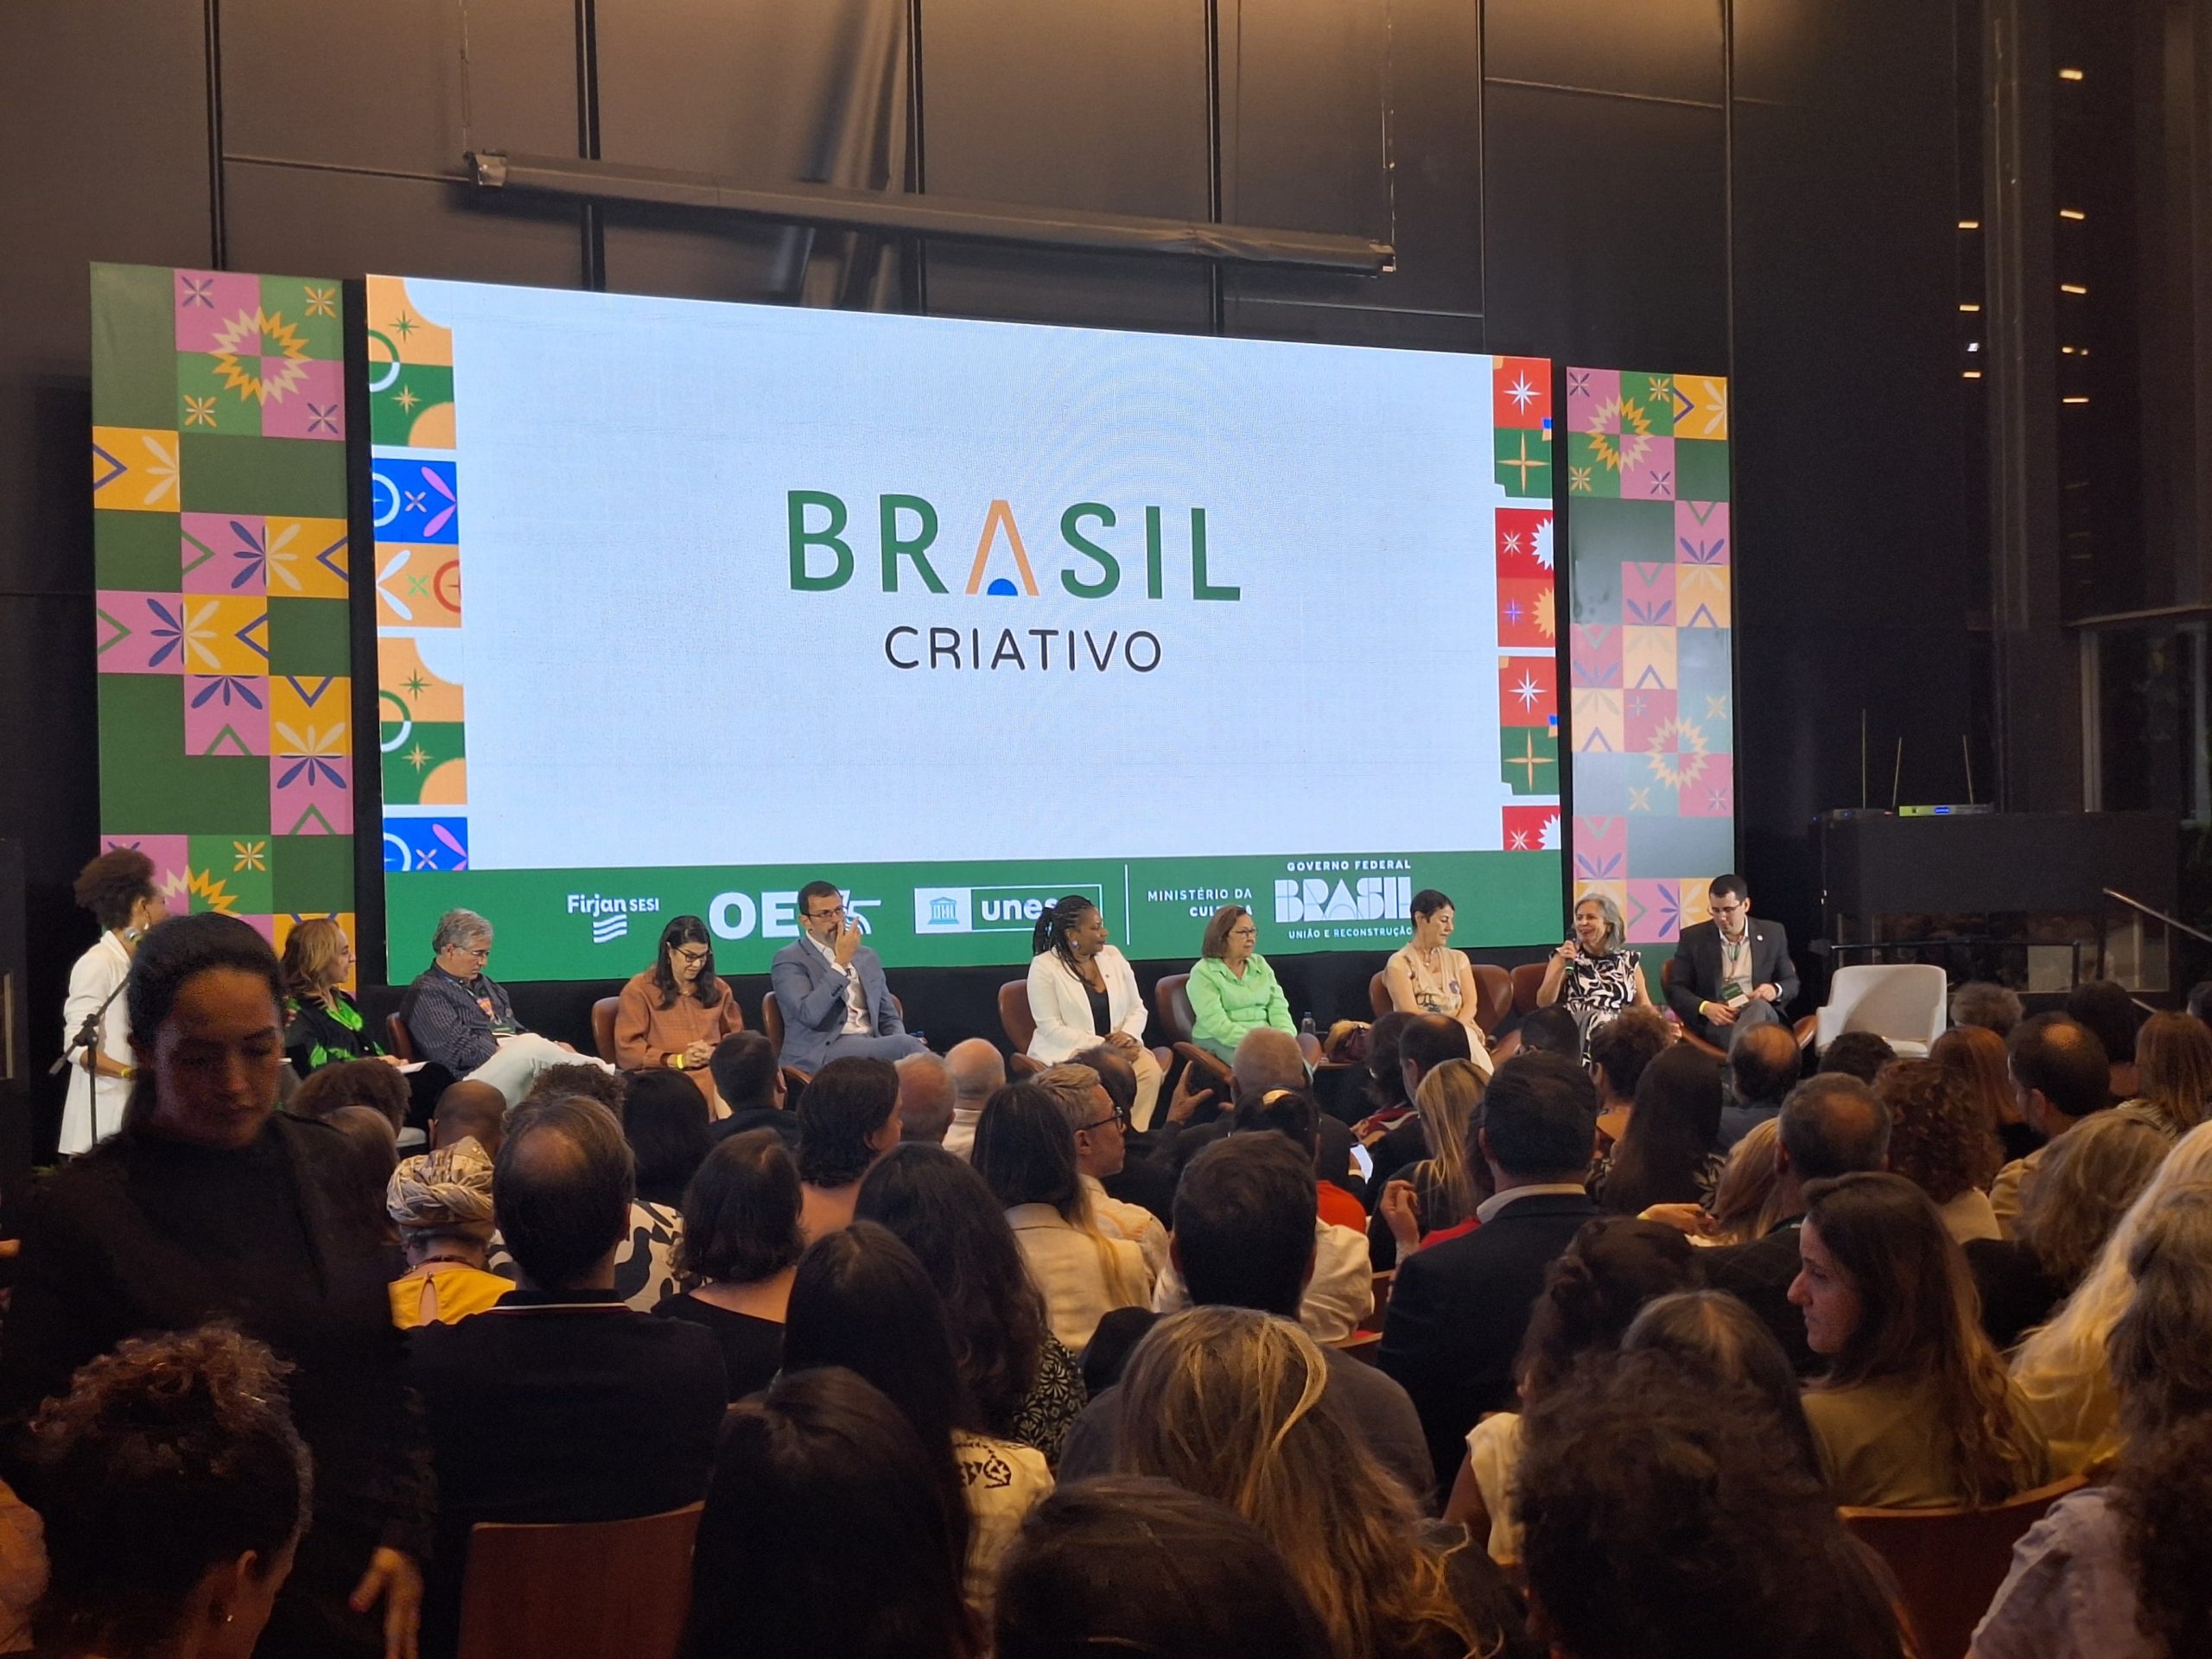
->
[[1077, 1103, 1131, 1133], [460, 944, 491, 961], [672, 946, 709, 965], [806, 903, 846, 921]]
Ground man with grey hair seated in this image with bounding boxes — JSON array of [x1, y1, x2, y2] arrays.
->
[[1033, 1062, 1171, 1279], [402, 907, 613, 1103], [940, 1037, 1007, 1160], [1949, 980, 2024, 1038], [894, 1050, 956, 1145]]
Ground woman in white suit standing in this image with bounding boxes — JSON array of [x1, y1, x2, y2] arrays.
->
[[1025, 895, 1163, 1131], [60, 848, 168, 1154]]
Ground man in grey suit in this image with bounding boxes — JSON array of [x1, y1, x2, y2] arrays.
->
[[1666, 871, 1801, 1050], [769, 880, 927, 1072]]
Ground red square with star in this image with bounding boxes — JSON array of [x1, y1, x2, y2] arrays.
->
[[1492, 357, 1553, 429], [1502, 805, 1561, 852], [1495, 508, 1554, 580], [1497, 579, 1554, 649], [1497, 655, 1557, 726]]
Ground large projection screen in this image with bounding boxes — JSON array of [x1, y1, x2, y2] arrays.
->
[[369, 276, 1560, 978]]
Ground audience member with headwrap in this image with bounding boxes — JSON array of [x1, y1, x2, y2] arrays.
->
[[388, 1137, 508, 1329]]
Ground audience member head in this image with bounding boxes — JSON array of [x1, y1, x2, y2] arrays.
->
[[495, 1096, 634, 1292], [1516, 1351, 1905, 1659], [1230, 1084, 1323, 1162], [1775, 1073, 1891, 1206], [1622, 1290, 1820, 1474], [2014, 1109, 2172, 1290], [1516, 1217, 1699, 1399], [1033, 1061, 1123, 1180], [2189, 979, 2212, 1026], [2008, 1012, 2112, 1136], [855, 1144, 1050, 1437], [1071, 1044, 1137, 1124], [2111, 1414, 2212, 1659], [894, 1051, 956, 1146], [1116, 1306, 1505, 1659], [2135, 1009, 2212, 1133], [1931, 1022, 2013, 1137], [1397, 1013, 1471, 1099], [1794, 1171, 2041, 1503], [289, 1056, 409, 1136], [2107, 1188, 2212, 1438], [1816, 1031, 1896, 1084], [995, 1478, 1332, 1659], [1408, 1058, 1487, 1226], [622, 1068, 714, 1207], [683, 1366, 976, 1659], [1875, 1057, 2001, 1206], [676, 1128, 805, 1288], [28, 1327, 310, 1659], [1600, 1045, 1723, 1215], [648, 912, 724, 1008], [386, 1135, 496, 1267], [944, 1037, 1006, 1110], [123, 912, 287, 1149], [1232, 1026, 1309, 1103], [2065, 978, 2142, 1066], [73, 846, 163, 934], [1363, 1010, 1411, 1109], [1172, 1135, 1317, 1319], [277, 915, 353, 1003], [1706, 1117, 1789, 1245], [1516, 1003, 1585, 1060], [1588, 1007, 1670, 1107], [321, 1104, 398, 1226], [430, 1078, 506, 1160], [1481, 1052, 1599, 1185], [429, 907, 493, 977], [518, 1059, 626, 1120], [708, 1030, 783, 1115], [971, 1082, 1083, 1218], [1725, 1020, 1801, 1106], [1948, 980, 2024, 1037], [796, 1055, 900, 1189]]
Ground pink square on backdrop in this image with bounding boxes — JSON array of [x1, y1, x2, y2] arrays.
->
[[182, 513, 267, 595], [1622, 562, 1676, 626], [1681, 763, 1736, 819], [1570, 623, 1621, 688], [1573, 816, 1627, 885], [174, 270, 262, 352], [97, 591, 188, 674], [102, 835, 189, 901], [261, 359, 346, 440], [1620, 435, 1677, 500], [1628, 879, 1688, 945], [237, 915, 276, 946], [1676, 499, 1730, 566], [183, 676, 270, 755], [1624, 689, 1679, 753], [271, 754, 352, 836], [1567, 366, 1619, 430]]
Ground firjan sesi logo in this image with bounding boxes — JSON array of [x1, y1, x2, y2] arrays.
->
[[569, 893, 661, 944]]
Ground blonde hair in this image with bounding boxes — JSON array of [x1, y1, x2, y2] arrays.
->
[[1414, 1058, 1487, 1232], [2013, 1117, 2212, 1473], [279, 916, 349, 1001], [1707, 1116, 1789, 1245], [2135, 1011, 2212, 1133], [1115, 1308, 1487, 1659]]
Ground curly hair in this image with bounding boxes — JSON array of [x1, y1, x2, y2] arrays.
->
[[1876, 1058, 2002, 1205], [72, 847, 156, 931], [2113, 1413, 2212, 1656], [519, 1060, 627, 1121], [289, 1055, 410, 1135], [1515, 1217, 1699, 1398], [29, 1325, 310, 1654]]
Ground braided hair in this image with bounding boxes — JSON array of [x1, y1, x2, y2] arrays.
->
[[1033, 895, 1099, 969]]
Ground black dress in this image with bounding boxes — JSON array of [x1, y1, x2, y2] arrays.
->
[[655, 1292, 785, 1400], [0, 1113, 428, 1659]]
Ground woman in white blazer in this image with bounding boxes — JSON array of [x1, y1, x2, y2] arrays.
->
[[1025, 895, 1164, 1131], [60, 848, 168, 1154]]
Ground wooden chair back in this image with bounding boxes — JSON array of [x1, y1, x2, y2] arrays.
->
[[1368, 971, 1394, 1020], [1509, 962, 1548, 1016], [589, 997, 620, 1065], [1154, 973, 1197, 1044], [1469, 963, 1514, 1033], [386, 1012, 416, 1063], [455, 1502, 703, 1659]]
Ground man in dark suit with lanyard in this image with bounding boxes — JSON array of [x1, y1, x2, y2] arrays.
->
[[1667, 872, 1800, 1051]]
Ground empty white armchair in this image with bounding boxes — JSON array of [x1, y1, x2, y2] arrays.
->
[[1815, 964, 1948, 1059]]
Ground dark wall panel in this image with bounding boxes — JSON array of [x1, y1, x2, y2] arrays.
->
[[1484, 0, 1723, 102], [222, 165, 586, 289]]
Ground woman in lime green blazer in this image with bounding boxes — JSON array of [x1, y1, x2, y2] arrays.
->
[[1187, 904, 1296, 1063]]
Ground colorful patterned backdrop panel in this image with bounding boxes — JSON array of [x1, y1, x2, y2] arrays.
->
[[90, 264, 356, 964], [1565, 367, 1734, 950]]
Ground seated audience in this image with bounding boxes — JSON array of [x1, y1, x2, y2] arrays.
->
[[622, 1068, 714, 1208], [1383, 889, 1496, 1071], [1666, 873, 1802, 1050], [1704, 1116, 1791, 1245], [995, 1478, 1332, 1659], [280, 917, 390, 1075], [1994, 1014, 2115, 1232], [681, 1367, 979, 1659], [2132, 1008, 2212, 1134], [1362, 1014, 1474, 1196], [1966, 1109, 2171, 1351], [2065, 977, 2142, 1100], [856, 1143, 1087, 1466], [25, 1327, 310, 1659], [410, 1095, 727, 1659], [1374, 1058, 1489, 1268], [387, 1136, 506, 1328], [1514, 1002, 1584, 1059], [1186, 903, 1295, 1063], [1538, 893, 1654, 1032], [795, 1054, 903, 1243], [974, 1082, 1151, 1351], [658, 1129, 805, 1400], [706, 1030, 793, 1144], [1031, 1062, 1169, 1279], [1058, 1133, 1430, 1500], [939, 1037, 1005, 1160], [1698, 1074, 1891, 1374], [1974, 1191, 2212, 1659], [1951, 979, 2025, 1037], [322, 1104, 400, 1239], [1621, 1289, 1821, 1472], [1597, 1044, 1725, 1215], [1378, 1051, 1603, 1497], [1446, 1217, 1700, 1566], [1936, 1020, 2037, 1165], [613, 913, 744, 1098], [288, 1055, 409, 1136], [1588, 1005, 1672, 1138], [1115, 1306, 1535, 1659], [1166, 1027, 1357, 1196], [1071, 1041, 1184, 1224], [1351, 1008, 1414, 1141], [1718, 1020, 1801, 1150], [1790, 1171, 2048, 1507], [429, 1078, 506, 1159], [1025, 895, 1162, 1128], [770, 880, 927, 1071], [2011, 1119, 2212, 1474], [402, 907, 606, 1102], [897, 1051, 957, 1144], [1516, 1351, 1909, 1659], [781, 1223, 1051, 1611], [1878, 1057, 2005, 1243], [1819, 1030, 1897, 1084]]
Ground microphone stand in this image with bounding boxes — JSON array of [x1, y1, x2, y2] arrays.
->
[[48, 972, 129, 1146]]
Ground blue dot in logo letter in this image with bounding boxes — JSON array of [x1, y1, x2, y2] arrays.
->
[[987, 578, 1018, 596]]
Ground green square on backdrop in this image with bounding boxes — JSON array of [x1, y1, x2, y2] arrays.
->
[[1493, 429, 1552, 499], [95, 510, 181, 590], [1620, 373, 1675, 436], [91, 264, 182, 427], [99, 677, 270, 831], [177, 353, 263, 437], [189, 832, 275, 915], [266, 597, 353, 675], [180, 432, 346, 516], [273, 834, 357, 911], [1675, 440, 1731, 503], [258, 276, 344, 359], [1567, 430, 1620, 497]]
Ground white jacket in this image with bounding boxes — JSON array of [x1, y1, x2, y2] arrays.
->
[[60, 932, 133, 1155], [1026, 947, 1146, 1062]]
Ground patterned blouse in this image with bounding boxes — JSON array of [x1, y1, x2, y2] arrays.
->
[[1561, 949, 1643, 1023], [284, 989, 385, 1076]]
